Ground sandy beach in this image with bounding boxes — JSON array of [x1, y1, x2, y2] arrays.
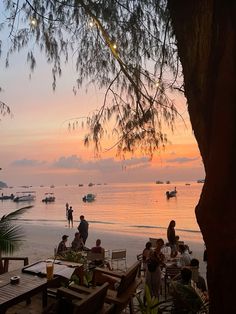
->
[[11, 222, 207, 280]]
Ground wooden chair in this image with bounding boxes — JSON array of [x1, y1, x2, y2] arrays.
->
[[164, 265, 181, 299], [93, 261, 142, 314], [44, 283, 112, 314], [0, 256, 29, 274]]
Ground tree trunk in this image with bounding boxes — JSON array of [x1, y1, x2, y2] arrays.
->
[[168, 1, 236, 312]]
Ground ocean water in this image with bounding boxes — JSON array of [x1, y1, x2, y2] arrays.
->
[[0, 182, 204, 243]]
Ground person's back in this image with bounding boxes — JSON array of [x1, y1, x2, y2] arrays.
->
[[179, 244, 191, 267], [171, 268, 203, 313], [57, 235, 69, 255], [71, 232, 84, 251], [190, 258, 207, 292], [91, 246, 104, 254], [91, 239, 105, 254], [78, 215, 89, 243]]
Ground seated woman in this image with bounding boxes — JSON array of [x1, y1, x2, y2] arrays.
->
[[71, 232, 84, 251]]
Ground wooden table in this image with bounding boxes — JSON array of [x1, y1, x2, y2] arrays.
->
[[0, 270, 48, 314]]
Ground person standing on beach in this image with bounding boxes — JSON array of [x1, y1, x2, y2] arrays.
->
[[78, 215, 89, 244], [67, 206, 73, 228], [167, 220, 178, 258]]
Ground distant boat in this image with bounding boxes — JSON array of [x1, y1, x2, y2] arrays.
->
[[166, 187, 177, 199], [13, 191, 36, 202], [185, 183, 191, 186], [197, 179, 205, 183], [156, 180, 164, 184], [88, 183, 94, 187], [82, 193, 96, 202], [0, 193, 14, 200], [78, 184, 84, 187], [42, 193, 55, 203], [50, 184, 55, 188], [166, 180, 170, 184]]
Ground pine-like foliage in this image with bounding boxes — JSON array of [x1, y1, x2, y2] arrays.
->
[[1, 0, 182, 156]]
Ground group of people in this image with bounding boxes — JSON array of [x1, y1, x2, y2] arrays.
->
[[142, 220, 207, 299], [57, 214, 89, 254]]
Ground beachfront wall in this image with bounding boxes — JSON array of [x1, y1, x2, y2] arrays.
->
[[168, 1, 236, 313]]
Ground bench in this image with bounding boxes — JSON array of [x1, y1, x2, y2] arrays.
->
[[52, 283, 113, 314], [93, 261, 141, 314]]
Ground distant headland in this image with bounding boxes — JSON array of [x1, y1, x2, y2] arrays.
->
[[0, 181, 8, 188]]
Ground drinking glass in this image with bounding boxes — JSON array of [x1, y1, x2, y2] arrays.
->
[[46, 261, 54, 280]]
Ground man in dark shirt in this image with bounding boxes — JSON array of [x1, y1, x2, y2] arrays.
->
[[77, 215, 89, 244]]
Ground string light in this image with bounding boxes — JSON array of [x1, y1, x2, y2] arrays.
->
[[155, 80, 160, 88], [112, 43, 117, 50], [30, 17, 37, 27]]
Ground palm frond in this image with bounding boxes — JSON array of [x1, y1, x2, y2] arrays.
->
[[0, 206, 33, 221], [0, 224, 25, 254], [0, 206, 31, 255]]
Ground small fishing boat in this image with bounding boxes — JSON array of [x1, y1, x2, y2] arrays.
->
[[82, 193, 96, 202], [197, 179, 205, 183], [0, 193, 14, 200], [42, 193, 55, 203], [166, 187, 177, 199], [88, 182, 94, 187], [13, 191, 36, 202]]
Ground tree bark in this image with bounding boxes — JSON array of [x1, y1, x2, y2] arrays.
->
[[168, 0, 236, 312]]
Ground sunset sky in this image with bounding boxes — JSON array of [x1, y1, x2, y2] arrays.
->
[[0, 9, 205, 187]]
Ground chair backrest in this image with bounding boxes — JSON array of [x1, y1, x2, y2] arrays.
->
[[165, 266, 181, 280], [149, 237, 158, 248], [1, 257, 29, 274], [117, 261, 140, 296], [87, 251, 105, 262], [57, 283, 109, 314], [73, 283, 109, 314], [111, 249, 126, 260]]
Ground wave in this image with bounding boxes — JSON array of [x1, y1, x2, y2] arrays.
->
[[13, 218, 200, 233], [13, 218, 115, 225]]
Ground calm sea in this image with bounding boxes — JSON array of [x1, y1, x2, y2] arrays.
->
[[0, 182, 204, 243]]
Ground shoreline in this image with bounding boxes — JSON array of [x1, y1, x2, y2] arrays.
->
[[11, 222, 207, 279]]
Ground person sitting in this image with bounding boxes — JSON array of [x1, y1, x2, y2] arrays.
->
[[142, 241, 152, 272], [71, 232, 84, 251], [91, 239, 112, 270], [178, 244, 191, 267], [171, 267, 204, 313], [190, 258, 207, 293], [175, 236, 192, 255], [57, 235, 69, 255]]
